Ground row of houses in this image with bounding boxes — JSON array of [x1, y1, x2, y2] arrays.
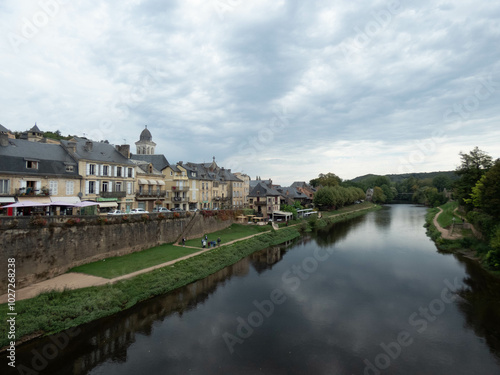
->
[[0, 124, 316, 217]]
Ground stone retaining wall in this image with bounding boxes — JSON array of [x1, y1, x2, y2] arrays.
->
[[0, 214, 234, 294]]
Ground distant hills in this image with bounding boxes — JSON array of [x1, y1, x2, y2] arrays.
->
[[350, 171, 458, 183]]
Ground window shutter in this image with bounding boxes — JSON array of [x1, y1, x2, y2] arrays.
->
[[20, 180, 27, 189], [109, 181, 113, 192], [85, 181, 89, 195], [35, 181, 41, 192], [95, 181, 100, 195], [114, 166, 117, 177], [86, 163, 90, 176], [131, 168, 135, 178]]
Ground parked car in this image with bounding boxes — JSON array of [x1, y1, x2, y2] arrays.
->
[[190, 208, 199, 212], [107, 210, 123, 216], [153, 207, 171, 213], [171, 207, 184, 212], [130, 208, 149, 214]]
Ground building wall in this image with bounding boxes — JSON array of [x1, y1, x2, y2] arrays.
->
[[0, 215, 234, 294]]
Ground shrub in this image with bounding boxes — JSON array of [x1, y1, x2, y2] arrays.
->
[[29, 215, 47, 227], [141, 214, 150, 222], [157, 213, 165, 220], [65, 218, 80, 227], [173, 212, 180, 219], [96, 217, 108, 225]]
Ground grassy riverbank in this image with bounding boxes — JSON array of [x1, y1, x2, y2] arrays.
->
[[70, 224, 271, 278], [0, 203, 379, 349], [425, 205, 498, 276]]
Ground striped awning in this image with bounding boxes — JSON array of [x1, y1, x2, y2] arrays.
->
[[138, 179, 148, 185], [50, 196, 81, 204], [98, 202, 118, 208], [148, 180, 157, 185], [157, 180, 165, 185]]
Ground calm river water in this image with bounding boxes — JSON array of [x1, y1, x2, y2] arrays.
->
[[8, 205, 500, 374]]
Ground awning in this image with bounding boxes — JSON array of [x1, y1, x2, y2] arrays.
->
[[74, 201, 99, 207], [3, 201, 50, 208], [273, 211, 293, 217], [0, 197, 15, 203], [157, 180, 165, 185], [18, 196, 51, 204], [50, 197, 81, 204], [98, 202, 118, 208], [148, 180, 157, 185], [138, 179, 148, 185]]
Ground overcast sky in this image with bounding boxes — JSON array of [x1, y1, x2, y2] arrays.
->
[[1, 1, 499, 185]]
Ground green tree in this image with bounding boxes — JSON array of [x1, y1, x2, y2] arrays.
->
[[310, 173, 342, 188], [454, 147, 493, 210], [432, 175, 452, 192], [313, 187, 335, 208], [372, 186, 386, 203], [380, 184, 394, 202], [466, 159, 500, 218]]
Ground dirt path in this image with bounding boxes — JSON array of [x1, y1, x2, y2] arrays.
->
[[0, 205, 376, 303], [433, 207, 463, 240]]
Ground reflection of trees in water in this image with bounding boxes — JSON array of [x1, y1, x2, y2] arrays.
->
[[314, 215, 366, 248], [249, 238, 299, 274], [14, 258, 253, 375], [454, 255, 500, 360]]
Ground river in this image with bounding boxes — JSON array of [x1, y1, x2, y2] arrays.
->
[[7, 205, 500, 374]]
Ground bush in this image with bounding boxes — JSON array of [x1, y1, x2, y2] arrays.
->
[[141, 214, 150, 222], [29, 215, 47, 227]]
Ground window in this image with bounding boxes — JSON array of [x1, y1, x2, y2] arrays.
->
[[89, 164, 96, 175], [89, 181, 96, 194], [191, 172, 196, 177], [157, 186, 161, 194], [115, 182, 122, 192], [66, 165, 74, 172], [0, 179, 10, 194], [103, 166, 109, 176], [49, 181, 58, 195], [66, 181, 74, 195], [127, 168, 133, 178], [117, 167, 122, 177], [26, 160, 38, 169], [102, 181, 109, 192]]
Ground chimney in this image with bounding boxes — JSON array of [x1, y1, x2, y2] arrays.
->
[[84, 140, 93, 152], [0, 133, 9, 147], [66, 141, 77, 153], [115, 144, 130, 158], [178, 161, 183, 165]]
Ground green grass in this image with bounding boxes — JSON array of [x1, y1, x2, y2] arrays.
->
[[322, 201, 375, 217], [69, 244, 202, 279], [185, 223, 271, 248], [436, 201, 461, 228]]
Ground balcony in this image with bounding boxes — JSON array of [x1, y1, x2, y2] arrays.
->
[[172, 196, 188, 202], [254, 201, 266, 206], [136, 190, 167, 198], [171, 186, 189, 192], [100, 191, 126, 198], [173, 175, 188, 181]]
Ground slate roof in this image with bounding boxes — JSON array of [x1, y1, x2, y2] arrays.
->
[[0, 124, 10, 133], [279, 187, 308, 199], [29, 124, 42, 133], [61, 138, 135, 165], [248, 182, 281, 197], [130, 153, 170, 171], [139, 127, 153, 141], [0, 138, 79, 177]]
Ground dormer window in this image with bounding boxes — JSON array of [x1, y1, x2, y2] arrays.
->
[[26, 160, 38, 169]]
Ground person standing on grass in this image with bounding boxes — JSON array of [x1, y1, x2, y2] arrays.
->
[[182, 237, 186, 247], [217, 237, 221, 247]]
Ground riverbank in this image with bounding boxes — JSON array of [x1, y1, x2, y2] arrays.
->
[[0, 203, 379, 349], [425, 205, 499, 276]]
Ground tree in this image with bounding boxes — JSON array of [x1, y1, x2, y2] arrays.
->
[[466, 159, 500, 219], [380, 184, 394, 202], [454, 147, 493, 210], [432, 175, 452, 192], [313, 187, 335, 208], [372, 186, 386, 203], [310, 173, 341, 188]]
